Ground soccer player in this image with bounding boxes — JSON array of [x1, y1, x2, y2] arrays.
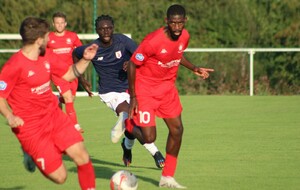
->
[[73, 14, 165, 168], [127, 4, 214, 188], [47, 11, 83, 133], [0, 17, 97, 190]]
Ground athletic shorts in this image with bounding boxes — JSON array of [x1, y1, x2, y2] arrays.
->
[[17, 108, 83, 175], [52, 75, 78, 96], [99, 92, 130, 112], [133, 87, 182, 127]]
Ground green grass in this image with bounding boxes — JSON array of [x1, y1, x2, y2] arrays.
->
[[0, 96, 299, 190]]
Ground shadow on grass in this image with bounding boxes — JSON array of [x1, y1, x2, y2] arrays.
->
[[64, 155, 159, 186], [0, 186, 25, 190]]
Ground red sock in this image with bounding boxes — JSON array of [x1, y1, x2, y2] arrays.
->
[[77, 161, 96, 190], [65, 102, 78, 124], [125, 119, 134, 133], [162, 154, 177, 177]]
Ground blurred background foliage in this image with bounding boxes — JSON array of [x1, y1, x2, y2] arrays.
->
[[0, 0, 300, 95]]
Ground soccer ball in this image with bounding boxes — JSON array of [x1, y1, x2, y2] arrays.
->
[[110, 170, 138, 190]]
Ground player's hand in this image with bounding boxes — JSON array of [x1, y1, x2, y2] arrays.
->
[[129, 97, 138, 119], [79, 77, 94, 97], [193, 67, 214, 79], [7, 114, 24, 128], [83, 44, 98, 61]]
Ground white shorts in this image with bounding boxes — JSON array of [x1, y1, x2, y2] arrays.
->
[[99, 92, 130, 112]]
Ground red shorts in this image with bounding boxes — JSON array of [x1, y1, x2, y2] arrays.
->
[[52, 75, 78, 95], [133, 87, 182, 127], [17, 108, 83, 175]]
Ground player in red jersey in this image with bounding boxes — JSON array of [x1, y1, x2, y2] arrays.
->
[[127, 4, 214, 188], [0, 17, 97, 190], [47, 11, 83, 133]]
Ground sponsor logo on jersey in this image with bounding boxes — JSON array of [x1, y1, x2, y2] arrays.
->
[[157, 59, 181, 68], [115, 51, 122, 59], [31, 81, 51, 95], [135, 53, 144, 61], [97, 56, 103, 61], [53, 47, 71, 54], [0, 81, 7, 90]]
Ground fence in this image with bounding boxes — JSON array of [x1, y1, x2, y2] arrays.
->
[[1, 34, 300, 96]]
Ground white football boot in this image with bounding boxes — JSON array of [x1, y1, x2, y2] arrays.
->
[[111, 112, 127, 143], [159, 176, 187, 189]]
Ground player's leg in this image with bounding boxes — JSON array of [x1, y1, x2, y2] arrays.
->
[[21, 147, 36, 173], [116, 99, 165, 168], [158, 88, 186, 188], [159, 116, 186, 189], [65, 142, 95, 190], [62, 90, 83, 133], [54, 110, 95, 189], [123, 119, 165, 168]]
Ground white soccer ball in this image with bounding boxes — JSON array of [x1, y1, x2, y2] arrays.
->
[[110, 170, 138, 190]]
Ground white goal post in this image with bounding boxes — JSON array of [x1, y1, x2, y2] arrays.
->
[[1, 34, 300, 96]]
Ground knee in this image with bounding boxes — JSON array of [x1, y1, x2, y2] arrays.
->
[[143, 134, 156, 143], [73, 151, 90, 166], [62, 94, 74, 102], [171, 125, 184, 137], [52, 173, 67, 184]]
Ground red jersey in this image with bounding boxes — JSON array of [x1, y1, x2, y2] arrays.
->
[[130, 27, 190, 96], [47, 30, 82, 66], [0, 50, 68, 139]]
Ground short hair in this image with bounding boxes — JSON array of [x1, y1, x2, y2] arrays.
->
[[52, 11, 67, 21], [95, 14, 114, 29], [19, 17, 50, 45], [167, 4, 186, 18]]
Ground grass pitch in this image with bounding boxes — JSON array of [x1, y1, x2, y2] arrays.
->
[[0, 95, 299, 190]]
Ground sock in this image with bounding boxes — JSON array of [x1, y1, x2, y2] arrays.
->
[[162, 154, 177, 177], [77, 161, 95, 190], [143, 143, 159, 156], [65, 102, 78, 124], [124, 137, 135, 149], [124, 130, 135, 140], [125, 119, 134, 133]]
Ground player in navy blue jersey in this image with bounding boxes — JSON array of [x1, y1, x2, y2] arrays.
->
[[73, 15, 165, 168]]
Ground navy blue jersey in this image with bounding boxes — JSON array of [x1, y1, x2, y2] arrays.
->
[[74, 34, 137, 94]]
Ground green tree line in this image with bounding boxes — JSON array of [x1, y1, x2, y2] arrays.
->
[[1, 0, 299, 95]]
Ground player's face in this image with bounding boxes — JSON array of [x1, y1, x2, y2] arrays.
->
[[166, 15, 186, 40], [96, 20, 114, 46], [53, 17, 67, 34]]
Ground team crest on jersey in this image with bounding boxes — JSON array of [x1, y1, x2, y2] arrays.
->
[[115, 51, 122, 59], [0, 81, 7, 90], [178, 44, 184, 53], [135, 53, 144, 61], [66, 38, 72, 44], [44, 62, 50, 72]]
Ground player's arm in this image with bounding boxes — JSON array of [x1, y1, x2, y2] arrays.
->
[[180, 55, 214, 79], [72, 47, 94, 97], [62, 43, 98, 81], [0, 97, 24, 128], [127, 61, 138, 119]]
